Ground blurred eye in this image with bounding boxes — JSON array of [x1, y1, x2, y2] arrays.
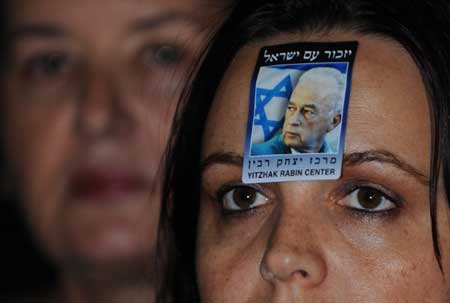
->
[[338, 187, 397, 213], [24, 51, 70, 79], [220, 185, 270, 212], [142, 44, 183, 68], [301, 107, 316, 119]]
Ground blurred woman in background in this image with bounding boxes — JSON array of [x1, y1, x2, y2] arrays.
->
[[0, 0, 229, 302]]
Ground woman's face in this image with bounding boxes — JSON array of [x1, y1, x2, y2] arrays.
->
[[1, 0, 210, 274], [198, 33, 450, 302]]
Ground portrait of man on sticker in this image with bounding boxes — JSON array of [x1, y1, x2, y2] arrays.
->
[[251, 65, 346, 155]]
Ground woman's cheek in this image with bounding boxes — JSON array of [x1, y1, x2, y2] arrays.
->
[[196, 197, 270, 302], [197, 239, 271, 303], [328, 210, 446, 301]]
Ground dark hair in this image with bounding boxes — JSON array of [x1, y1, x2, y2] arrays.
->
[[0, 2, 60, 299], [162, 0, 450, 301]]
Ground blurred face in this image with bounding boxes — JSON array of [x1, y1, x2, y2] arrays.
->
[[282, 73, 341, 152], [2, 0, 209, 275], [198, 33, 450, 302]]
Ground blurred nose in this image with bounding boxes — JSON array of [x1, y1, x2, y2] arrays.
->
[[75, 66, 133, 140], [289, 110, 301, 126], [260, 193, 327, 294]]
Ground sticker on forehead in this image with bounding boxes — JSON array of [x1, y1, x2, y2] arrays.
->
[[243, 41, 358, 183]]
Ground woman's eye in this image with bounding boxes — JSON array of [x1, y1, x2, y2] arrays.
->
[[25, 52, 70, 78], [339, 187, 397, 213], [220, 186, 270, 212], [142, 44, 183, 68]]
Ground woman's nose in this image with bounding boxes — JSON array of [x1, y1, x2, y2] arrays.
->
[[260, 205, 327, 290], [261, 247, 326, 288], [75, 68, 133, 139]]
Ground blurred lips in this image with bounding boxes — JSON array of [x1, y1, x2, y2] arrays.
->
[[69, 166, 150, 202], [285, 130, 300, 138]]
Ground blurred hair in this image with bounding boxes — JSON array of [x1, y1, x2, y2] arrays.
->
[[0, 2, 58, 299]]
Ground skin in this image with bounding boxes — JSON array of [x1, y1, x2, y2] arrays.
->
[[282, 69, 342, 153], [198, 33, 450, 302], [1, 0, 217, 302]]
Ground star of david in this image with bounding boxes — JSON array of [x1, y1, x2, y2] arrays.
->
[[254, 75, 293, 140]]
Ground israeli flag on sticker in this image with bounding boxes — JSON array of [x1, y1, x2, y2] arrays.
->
[[251, 67, 302, 144]]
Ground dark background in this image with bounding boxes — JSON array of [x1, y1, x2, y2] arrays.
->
[[0, 193, 57, 298]]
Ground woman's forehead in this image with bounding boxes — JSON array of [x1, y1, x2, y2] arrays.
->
[[202, 33, 430, 175], [8, 0, 206, 36]]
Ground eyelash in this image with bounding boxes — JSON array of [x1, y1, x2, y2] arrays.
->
[[216, 182, 270, 216], [335, 181, 403, 217], [215, 180, 402, 218], [140, 43, 186, 68], [22, 51, 72, 79]]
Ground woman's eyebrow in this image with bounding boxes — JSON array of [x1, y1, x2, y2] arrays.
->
[[130, 12, 200, 33], [8, 24, 69, 42], [8, 13, 198, 43], [200, 151, 243, 173], [343, 149, 429, 185], [201, 150, 429, 185]]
